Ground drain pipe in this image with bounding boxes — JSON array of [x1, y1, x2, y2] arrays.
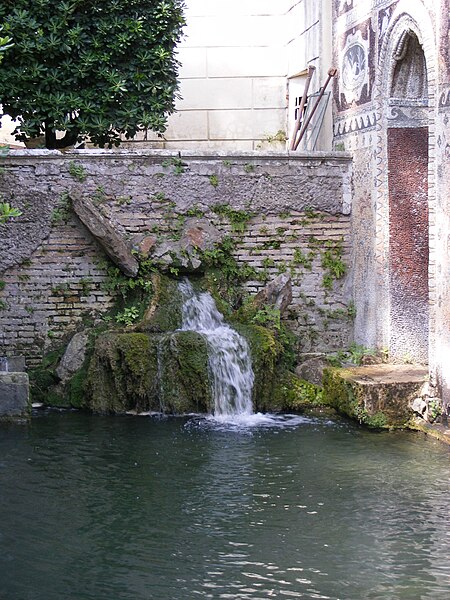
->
[[293, 67, 338, 151]]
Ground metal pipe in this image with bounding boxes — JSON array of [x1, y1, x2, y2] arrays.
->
[[293, 67, 338, 151], [289, 65, 315, 151]]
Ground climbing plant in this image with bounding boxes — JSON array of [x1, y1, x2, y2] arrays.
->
[[0, 0, 186, 148]]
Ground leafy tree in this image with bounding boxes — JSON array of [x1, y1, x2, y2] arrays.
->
[[0, 25, 13, 61], [0, 1, 186, 148]]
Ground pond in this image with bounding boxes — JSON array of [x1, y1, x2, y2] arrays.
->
[[0, 411, 449, 600]]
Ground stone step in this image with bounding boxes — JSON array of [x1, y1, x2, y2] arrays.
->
[[323, 364, 428, 428]]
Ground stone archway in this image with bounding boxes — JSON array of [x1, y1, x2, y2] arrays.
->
[[387, 30, 429, 362], [375, 6, 437, 366]]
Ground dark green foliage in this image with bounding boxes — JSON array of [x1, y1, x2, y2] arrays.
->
[[0, 0, 186, 148], [28, 347, 66, 405], [51, 192, 72, 225]]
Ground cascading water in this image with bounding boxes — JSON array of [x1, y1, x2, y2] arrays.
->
[[179, 279, 254, 417]]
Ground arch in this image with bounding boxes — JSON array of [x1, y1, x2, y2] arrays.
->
[[373, 4, 437, 364]]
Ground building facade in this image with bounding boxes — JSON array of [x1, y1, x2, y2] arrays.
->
[[1, 0, 449, 409], [332, 0, 450, 407]]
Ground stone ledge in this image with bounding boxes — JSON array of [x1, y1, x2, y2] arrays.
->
[[323, 364, 428, 428], [4, 148, 353, 162]]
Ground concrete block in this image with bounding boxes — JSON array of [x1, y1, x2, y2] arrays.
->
[[252, 77, 287, 109], [164, 110, 208, 140], [180, 15, 286, 47], [177, 48, 208, 79], [0, 372, 30, 418], [185, 0, 291, 17]]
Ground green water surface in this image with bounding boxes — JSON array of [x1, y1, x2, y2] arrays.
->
[[0, 411, 449, 600]]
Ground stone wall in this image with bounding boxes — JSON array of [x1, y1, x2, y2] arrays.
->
[[0, 150, 353, 367]]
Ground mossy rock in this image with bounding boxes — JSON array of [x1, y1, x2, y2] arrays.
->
[[158, 330, 212, 414], [140, 273, 183, 332], [232, 322, 283, 412], [272, 372, 324, 412], [29, 346, 66, 405], [87, 332, 159, 413], [322, 364, 428, 428]]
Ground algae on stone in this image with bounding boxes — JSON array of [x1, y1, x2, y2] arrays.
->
[[158, 330, 212, 414], [322, 364, 428, 428], [140, 273, 183, 332], [87, 332, 159, 413], [273, 372, 323, 412], [232, 322, 282, 412]]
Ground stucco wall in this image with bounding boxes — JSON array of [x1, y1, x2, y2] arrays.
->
[[0, 150, 353, 367]]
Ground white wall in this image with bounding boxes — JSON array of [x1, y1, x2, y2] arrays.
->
[[1, 0, 333, 151], [137, 0, 333, 151]]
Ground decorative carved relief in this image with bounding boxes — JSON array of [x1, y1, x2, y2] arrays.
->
[[336, 19, 375, 111], [335, 0, 354, 16]]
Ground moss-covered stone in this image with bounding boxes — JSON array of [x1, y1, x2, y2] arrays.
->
[[140, 273, 183, 332], [232, 322, 282, 412], [87, 332, 159, 413], [29, 346, 66, 405], [158, 331, 212, 414], [322, 364, 428, 428], [272, 372, 324, 412]]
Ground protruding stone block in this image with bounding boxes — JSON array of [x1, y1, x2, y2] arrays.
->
[[0, 372, 30, 419], [323, 364, 428, 428], [71, 191, 139, 276], [0, 355, 26, 372]]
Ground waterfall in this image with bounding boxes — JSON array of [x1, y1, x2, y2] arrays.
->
[[179, 279, 254, 417]]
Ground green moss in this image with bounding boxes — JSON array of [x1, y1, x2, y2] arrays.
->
[[140, 273, 183, 332], [159, 331, 212, 414], [273, 372, 323, 411], [232, 322, 282, 412], [87, 332, 158, 414], [322, 367, 389, 429], [29, 345, 66, 405]]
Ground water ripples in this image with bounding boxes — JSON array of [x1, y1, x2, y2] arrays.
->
[[0, 412, 449, 599]]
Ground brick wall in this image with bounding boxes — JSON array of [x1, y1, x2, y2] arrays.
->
[[0, 150, 353, 366]]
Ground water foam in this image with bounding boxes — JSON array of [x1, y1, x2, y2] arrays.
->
[[179, 279, 254, 417]]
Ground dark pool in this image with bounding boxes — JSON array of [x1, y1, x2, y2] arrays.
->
[[0, 411, 449, 599]]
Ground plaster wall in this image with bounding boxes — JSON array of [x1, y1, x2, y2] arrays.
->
[[0, 150, 353, 367]]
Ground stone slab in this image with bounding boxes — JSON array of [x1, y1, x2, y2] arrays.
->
[[0, 355, 26, 372], [0, 372, 30, 418], [323, 364, 428, 428]]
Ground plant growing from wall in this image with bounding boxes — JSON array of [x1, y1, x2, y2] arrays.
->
[[0, 201, 22, 224], [69, 162, 87, 182], [162, 157, 186, 175], [209, 174, 219, 188], [51, 192, 72, 225], [212, 204, 253, 232], [0, 1, 185, 148]]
